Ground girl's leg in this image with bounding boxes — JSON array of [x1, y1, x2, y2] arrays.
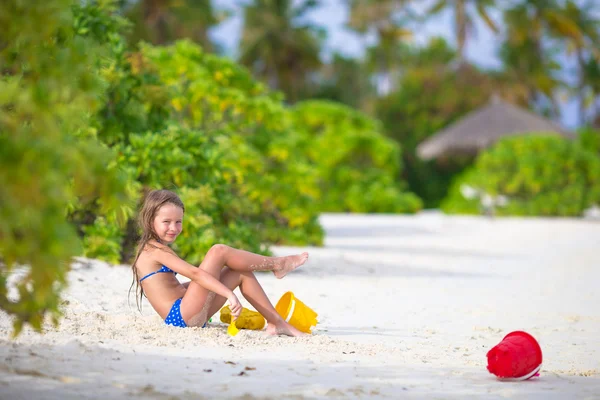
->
[[201, 244, 308, 279], [182, 266, 305, 336], [203, 268, 306, 337], [180, 244, 308, 334]]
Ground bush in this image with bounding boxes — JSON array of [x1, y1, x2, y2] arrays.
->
[[442, 134, 600, 216], [577, 127, 600, 155], [0, 0, 128, 334], [79, 39, 326, 263], [375, 40, 494, 208], [290, 101, 422, 213]]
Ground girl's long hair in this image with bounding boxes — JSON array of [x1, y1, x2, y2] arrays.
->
[[128, 189, 185, 312]]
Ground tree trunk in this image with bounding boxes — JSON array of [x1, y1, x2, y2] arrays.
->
[[456, 0, 467, 63], [577, 49, 587, 126], [142, 0, 169, 45]]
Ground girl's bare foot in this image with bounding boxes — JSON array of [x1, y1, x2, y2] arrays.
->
[[266, 321, 309, 337], [273, 252, 309, 279]]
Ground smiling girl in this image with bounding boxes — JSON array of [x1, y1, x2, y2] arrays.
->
[[130, 189, 308, 336]]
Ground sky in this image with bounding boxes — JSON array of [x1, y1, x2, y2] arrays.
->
[[210, 0, 581, 129]]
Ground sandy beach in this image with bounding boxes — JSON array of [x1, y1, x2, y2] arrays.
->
[[1, 212, 599, 399]]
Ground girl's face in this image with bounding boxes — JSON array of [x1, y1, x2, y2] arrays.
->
[[153, 203, 184, 244]]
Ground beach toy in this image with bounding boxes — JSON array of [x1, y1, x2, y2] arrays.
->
[[487, 331, 543, 381], [220, 306, 266, 331], [275, 291, 318, 334], [227, 316, 239, 337]]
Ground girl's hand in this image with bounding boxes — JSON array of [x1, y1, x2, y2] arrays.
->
[[227, 294, 242, 319]]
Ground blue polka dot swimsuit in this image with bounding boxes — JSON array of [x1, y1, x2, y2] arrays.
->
[[139, 265, 187, 328], [164, 298, 187, 328], [139, 265, 177, 283]]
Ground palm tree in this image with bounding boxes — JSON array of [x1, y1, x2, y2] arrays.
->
[[426, 0, 499, 62], [584, 58, 600, 127], [499, 7, 561, 116], [346, 0, 415, 95], [311, 53, 374, 110], [122, 0, 228, 51], [347, 0, 415, 35], [501, 0, 593, 118], [238, 0, 324, 103], [559, 0, 600, 126]]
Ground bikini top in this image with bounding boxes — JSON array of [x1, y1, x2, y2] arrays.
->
[[139, 265, 177, 282]]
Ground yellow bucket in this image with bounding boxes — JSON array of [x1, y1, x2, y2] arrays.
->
[[275, 291, 318, 334], [220, 306, 266, 331]]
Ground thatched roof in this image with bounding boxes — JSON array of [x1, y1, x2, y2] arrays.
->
[[417, 97, 573, 160]]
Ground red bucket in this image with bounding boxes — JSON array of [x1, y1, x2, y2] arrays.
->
[[486, 331, 542, 381]]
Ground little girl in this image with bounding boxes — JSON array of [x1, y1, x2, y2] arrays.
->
[[130, 189, 309, 336]]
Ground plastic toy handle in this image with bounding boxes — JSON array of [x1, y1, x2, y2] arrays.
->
[[227, 317, 239, 337]]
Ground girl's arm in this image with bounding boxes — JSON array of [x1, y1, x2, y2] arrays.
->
[[152, 247, 233, 300]]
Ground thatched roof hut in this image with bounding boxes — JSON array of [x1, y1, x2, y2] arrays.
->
[[417, 97, 573, 160]]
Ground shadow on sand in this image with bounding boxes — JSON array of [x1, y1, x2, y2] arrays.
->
[[0, 340, 594, 400]]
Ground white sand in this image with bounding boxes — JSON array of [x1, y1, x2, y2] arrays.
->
[[1, 212, 599, 399]]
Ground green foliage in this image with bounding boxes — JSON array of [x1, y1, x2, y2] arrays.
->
[[1, 0, 426, 336], [577, 127, 600, 155], [82, 216, 124, 265], [375, 39, 490, 207], [85, 38, 422, 264], [3, 0, 597, 339], [442, 134, 600, 216], [132, 41, 324, 251], [426, 0, 499, 59], [238, 0, 324, 103], [81, 38, 327, 264], [291, 101, 422, 213], [310, 53, 374, 110], [0, 0, 128, 334], [114, 126, 272, 262], [121, 0, 227, 52]]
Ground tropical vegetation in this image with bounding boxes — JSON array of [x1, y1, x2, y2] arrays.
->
[[1, 0, 599, 334], [2, 0, 422, 333], [442, 135, 600, 216]]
